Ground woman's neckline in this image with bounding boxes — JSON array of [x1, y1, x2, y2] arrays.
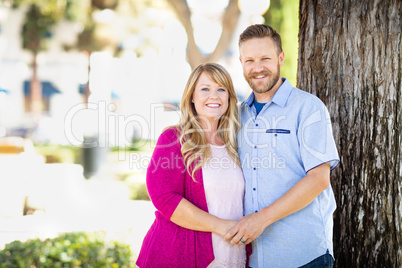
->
[[210, 143, 226, 148]]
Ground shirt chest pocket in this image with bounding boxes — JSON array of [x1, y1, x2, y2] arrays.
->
[[262, 129, 292, 149]]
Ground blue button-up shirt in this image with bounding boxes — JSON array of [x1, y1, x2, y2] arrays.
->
[[238, 78, 340, 267]]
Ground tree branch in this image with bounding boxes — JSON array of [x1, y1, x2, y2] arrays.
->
[[166, 0, 203, 68], [207, 0, 240, 63]]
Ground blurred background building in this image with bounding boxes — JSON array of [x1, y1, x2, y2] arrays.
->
[[0, 0, 298, 145]]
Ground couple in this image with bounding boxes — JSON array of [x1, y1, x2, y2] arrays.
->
[[136, 24, 339, 268]]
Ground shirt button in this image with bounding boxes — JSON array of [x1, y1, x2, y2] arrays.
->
[[255, 210, 258, 213], [254, 145, 257, 149], [253, 188, 256, 191], [255, 124, 258, 127], [253, 167, 256, 170]]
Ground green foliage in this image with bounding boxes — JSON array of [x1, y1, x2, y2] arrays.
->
[[34, 144, 81, 164], [116, 172, 150, 201], [64, 0, 88, 22], [264, 0, 299, 86], [76, 16, 111, 53], [92, 0, 119, 10], [110, 140, 155, 153], [129, 180, 150, 200], [13, 0, 85, 53], [21, 4, 56, 53], [0, 232, 136, 268]]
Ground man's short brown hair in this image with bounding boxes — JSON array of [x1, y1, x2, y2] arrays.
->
[[239, 24, 283, 54]]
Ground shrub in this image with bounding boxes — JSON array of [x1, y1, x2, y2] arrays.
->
[[34, 145, 81, 164], [116, 173, 150, 201], [129, 180, 150, 201], [0, 232, 136, 268]]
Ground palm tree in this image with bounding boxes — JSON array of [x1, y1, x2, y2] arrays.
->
[[14, 0, 82, 114]]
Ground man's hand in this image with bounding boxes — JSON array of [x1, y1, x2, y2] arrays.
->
[[223, 212, 267, 245]]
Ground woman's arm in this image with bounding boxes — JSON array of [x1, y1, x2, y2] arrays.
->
[[147, 128, 236, 236], [171, 198, 237, 237]]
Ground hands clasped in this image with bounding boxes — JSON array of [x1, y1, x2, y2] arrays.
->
[[223, 212, 267, 246]]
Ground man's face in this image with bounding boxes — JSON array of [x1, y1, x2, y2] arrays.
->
[[239, 37, 284, 95]]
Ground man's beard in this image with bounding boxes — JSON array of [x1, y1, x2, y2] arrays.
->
[[244, 67, 280, 94]]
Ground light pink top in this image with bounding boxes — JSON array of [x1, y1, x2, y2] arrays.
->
[[203, 144, 246, 268]]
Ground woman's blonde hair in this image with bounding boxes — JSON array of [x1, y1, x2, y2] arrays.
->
[[175, 63, 241, 180]]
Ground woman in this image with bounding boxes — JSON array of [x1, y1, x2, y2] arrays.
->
[[136, 63, 246, 268]]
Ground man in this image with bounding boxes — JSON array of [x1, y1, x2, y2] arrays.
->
[[224, 24, 340, 267]]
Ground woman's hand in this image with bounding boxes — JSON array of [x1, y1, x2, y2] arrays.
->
[[215, 219, 238, 237]]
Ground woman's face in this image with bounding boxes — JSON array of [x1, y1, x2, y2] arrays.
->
[[192, 72, 229, 128]]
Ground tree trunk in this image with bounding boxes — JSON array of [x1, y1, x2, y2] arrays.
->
[[297, 0, 401, 267], [30, 52, 42, 114]]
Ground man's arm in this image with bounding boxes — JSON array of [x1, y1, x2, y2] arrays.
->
[[224, 162, 331, 245]]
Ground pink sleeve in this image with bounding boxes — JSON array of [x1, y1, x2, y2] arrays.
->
[[146, 128, 185, 220]]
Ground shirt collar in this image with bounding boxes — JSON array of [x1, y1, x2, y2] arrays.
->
[[242, 78, 293, 108], [244, 91, 255, 107]]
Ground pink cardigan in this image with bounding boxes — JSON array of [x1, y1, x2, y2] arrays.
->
[[136, 127, 214, 268]]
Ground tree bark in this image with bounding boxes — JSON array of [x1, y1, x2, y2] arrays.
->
[[30, 52, 42, 114], [166, 0, 240, 69], [297, 0, 401, 267]]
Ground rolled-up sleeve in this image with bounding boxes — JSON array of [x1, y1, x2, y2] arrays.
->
[[146, 128, 185, 219], [298, 100, 340, 172]]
